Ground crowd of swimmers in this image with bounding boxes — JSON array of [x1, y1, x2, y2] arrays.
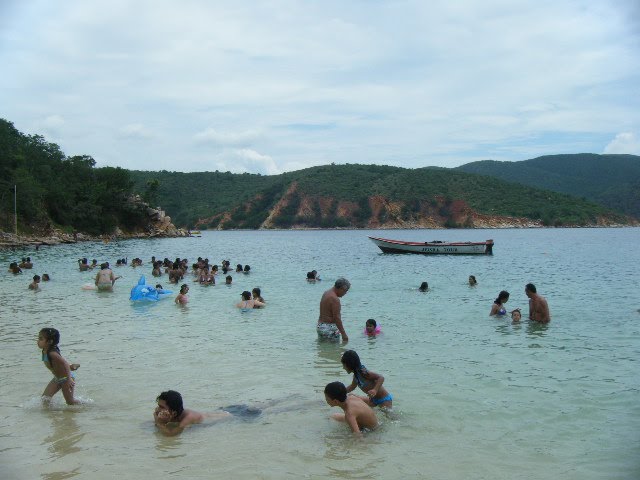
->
[[8, 258, 51, 290], [17, 251, 551, 437]]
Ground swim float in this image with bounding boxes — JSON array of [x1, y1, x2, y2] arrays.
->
[[130, 275, 172, 301], [364, 325, 382, 335]]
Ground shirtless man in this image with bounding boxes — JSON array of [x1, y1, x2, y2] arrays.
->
[[317, 277, 350, 342], [153, 390, 260, 436], [95, 263, 118, 291], [525, 283, 550, 323], [324, 381, 378, 436]]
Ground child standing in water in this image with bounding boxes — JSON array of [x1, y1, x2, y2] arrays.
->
[[341, 350, 393, 409], [38, 328, 80, 405]]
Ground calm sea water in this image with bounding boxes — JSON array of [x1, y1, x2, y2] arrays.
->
[[0, 228, 638, 480]]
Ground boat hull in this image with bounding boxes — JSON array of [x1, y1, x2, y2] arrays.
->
[[369, 237, 494, 255]]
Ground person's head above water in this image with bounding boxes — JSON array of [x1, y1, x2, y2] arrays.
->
[[334, 277, 350, 295], [419, 281, 428, 291], [365, 319, 379, 335], [341, 350, 362, 373], [179, 284, 189, 294], [469, 275, 477, 285], [241, 291, 251, 300], [511, 309, 522, 321], [324, 381, 347, 403], [494, 290, 509, 305], [156, 390, 184, 418]]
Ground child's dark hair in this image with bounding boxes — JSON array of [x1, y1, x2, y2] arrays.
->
[[157, 390, 184, 416], [39, 327, 61, 354], [419, 281, 428, 291], [366, 319, 376, 328], [180, 284, 188, 294], [341, 350, 362, 372], [324, 381, 347, 402]]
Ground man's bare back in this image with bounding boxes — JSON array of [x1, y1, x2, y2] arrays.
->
[[525, 283, 550, 323]]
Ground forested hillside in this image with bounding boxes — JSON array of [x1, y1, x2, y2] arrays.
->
[[1, 117, 633, 235], [0, 119, 150, 235], [131, 163, 629, 229], [456, 154, 640, 218]]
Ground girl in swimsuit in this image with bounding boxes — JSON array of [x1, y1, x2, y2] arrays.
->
[[490, 290, 510, 316], [38, 328, 80, 405], [341, 350, 393, 409]]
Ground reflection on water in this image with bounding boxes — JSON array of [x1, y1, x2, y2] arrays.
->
[[314, 338, 346, 378], [41, 466, 82, 480], [43, 410, 84, 458]]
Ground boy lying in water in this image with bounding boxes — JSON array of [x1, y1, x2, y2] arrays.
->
[[154, 390, 260, 436]]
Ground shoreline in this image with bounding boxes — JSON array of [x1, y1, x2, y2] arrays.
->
[[3, 223, 637, 249], [0, 229, 188, 249]]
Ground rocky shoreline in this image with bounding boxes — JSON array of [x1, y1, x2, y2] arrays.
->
[[0, 203, 188, 249]]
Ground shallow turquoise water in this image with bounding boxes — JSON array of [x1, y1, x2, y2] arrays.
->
[[0, 228, 638, 479]]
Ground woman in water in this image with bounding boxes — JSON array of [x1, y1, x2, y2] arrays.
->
[[341, 350, 393, 409], [490, 290, 510, 316], [38, 327, 80, 405], [95, 263, 119, 291], [175, 284, 189, 305], [236, 290, 265, 309]]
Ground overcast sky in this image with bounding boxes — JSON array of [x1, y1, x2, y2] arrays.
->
[[1, 1, 639, 174]]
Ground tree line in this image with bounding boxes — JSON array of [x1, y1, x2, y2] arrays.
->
[[0, 119, 148, 235]]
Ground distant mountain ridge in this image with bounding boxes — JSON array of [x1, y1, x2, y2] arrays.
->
[[130, 162, 632, 229], [456, 153, 640, 218]]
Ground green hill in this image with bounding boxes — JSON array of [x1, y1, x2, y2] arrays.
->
[[0, 118, 153, 235], [456, 154, 640, 218], [0, 117, 633, 234], [131, 164, 628, 229]]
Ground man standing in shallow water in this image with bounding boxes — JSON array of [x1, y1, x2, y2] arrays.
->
[[525, 283, 550, 323], [317, 277, 351, 342]]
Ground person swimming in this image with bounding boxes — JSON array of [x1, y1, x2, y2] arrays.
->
[[490, 290, 509, 316]]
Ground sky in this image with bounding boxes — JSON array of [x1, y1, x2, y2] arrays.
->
[[1, 0, 639, 175]]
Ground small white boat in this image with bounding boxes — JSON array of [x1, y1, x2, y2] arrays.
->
[[369, 236, 494, 255]]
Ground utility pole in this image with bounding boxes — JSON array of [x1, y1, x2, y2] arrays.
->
[[14, 185, 17, 235]]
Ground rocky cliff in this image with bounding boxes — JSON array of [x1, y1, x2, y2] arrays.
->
[[0, 195, 187, 248]]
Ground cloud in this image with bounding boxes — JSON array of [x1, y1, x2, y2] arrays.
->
[[1, 1, 639, 173], [193, 128, 263, 147], [119, 123, 154, 139], [36, 115, 65, 136], [231, 148, 280, 175], [603, 132, 640, 155]]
